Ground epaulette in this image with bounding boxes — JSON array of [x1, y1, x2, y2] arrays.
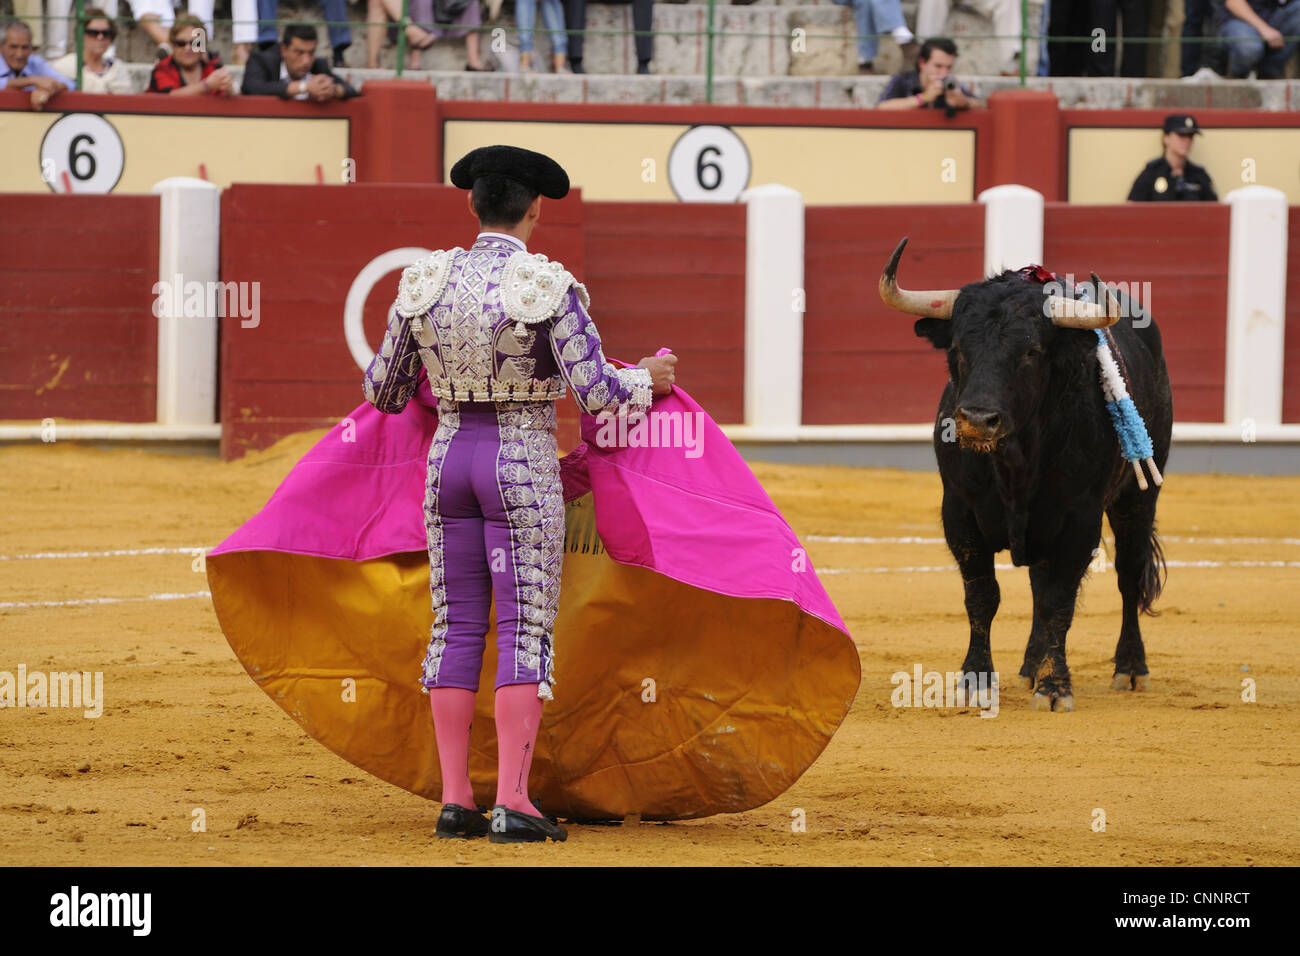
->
[[500, 251, 590, 328], [394, 249, 459, 318]]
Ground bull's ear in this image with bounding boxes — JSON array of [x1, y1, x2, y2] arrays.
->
[[914, 317, 952, 350]]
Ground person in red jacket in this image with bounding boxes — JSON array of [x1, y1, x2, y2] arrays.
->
[[148, 15, 232, 97]]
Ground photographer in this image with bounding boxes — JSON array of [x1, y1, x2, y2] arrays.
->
[[877, 37, 981, 112]]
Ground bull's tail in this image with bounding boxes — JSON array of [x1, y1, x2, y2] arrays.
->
[[1138, 525, 1167, 616]]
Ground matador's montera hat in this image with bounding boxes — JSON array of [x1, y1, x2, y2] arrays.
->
[[449, 145, 570, 199]]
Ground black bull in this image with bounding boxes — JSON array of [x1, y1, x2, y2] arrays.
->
[[881, 239, 1173, 712]]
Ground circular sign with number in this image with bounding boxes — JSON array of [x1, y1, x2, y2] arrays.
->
[[667, 125, 751, 203], [39, 113, 125, 194]]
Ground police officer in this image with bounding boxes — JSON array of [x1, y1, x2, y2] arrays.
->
[[1128, 114, 1217, 202]]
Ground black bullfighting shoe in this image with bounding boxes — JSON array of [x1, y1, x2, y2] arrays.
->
[[489, 805, 568, 843], [436, 803, 490, 840]]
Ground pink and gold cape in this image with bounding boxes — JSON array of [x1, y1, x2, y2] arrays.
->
[[207, 362, 860, 821]]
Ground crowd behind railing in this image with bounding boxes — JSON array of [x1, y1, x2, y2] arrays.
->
[[1, 1, 1298, 112]]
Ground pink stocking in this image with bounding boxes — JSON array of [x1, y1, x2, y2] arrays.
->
[[429, 688, 476, 808], [494, 683, 544, 816]]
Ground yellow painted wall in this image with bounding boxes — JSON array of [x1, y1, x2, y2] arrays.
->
[[443, 120, 977, 204], [0, 111, 349, 192], [1069, 127, 1300, 204]]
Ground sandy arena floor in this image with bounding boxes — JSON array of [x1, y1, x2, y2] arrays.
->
[[2, 434, 1298, 866]]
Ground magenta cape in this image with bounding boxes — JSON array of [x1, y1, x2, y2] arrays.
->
[[207, 364, 861, 821]]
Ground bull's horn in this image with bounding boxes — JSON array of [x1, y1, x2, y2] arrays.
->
[[1047, 273, 1122, 329], [878, 237, 958, 319]]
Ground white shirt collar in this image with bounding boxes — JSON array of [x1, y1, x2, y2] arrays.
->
[[477, 231, 527, 252]]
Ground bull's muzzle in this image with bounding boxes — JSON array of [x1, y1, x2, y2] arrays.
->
[[954, 405, 1007, 452]]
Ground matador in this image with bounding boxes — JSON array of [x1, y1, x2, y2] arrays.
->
[[362, 145, 677, 843]]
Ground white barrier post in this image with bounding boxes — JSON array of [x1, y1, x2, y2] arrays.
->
[[979, 184, 1044, 276], [1223, 186, 1288, 429], [741, 184, 804, 433], [153, 176, 221, 426]]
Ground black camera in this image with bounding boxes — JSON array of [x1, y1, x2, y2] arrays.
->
[[944, 77, 958, 92]]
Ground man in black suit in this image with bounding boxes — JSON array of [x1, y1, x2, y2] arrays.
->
[[241, 22, 359, 101]]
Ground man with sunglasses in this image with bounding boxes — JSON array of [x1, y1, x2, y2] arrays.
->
[[0, 19, 74, 111], [1127, 114, 1218, 202]]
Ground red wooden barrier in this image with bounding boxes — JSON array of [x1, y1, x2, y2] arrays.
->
[[803, 205, 985, 424], [0, 194, 159, 421], [1286, 208, 1300, 424], [1043, 203, 1230, 423], [582, 202, 747, 425]]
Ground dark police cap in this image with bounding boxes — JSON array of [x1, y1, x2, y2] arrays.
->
[[1163, 114, 1202, 135], [449, 145, 570, 199]]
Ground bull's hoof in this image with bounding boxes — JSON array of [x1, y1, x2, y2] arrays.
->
[[953, 672, 997, 708], [1020, 675, 1035, 691], [1112, 672, 1152, 691], [1031, 690, 1075, 712]]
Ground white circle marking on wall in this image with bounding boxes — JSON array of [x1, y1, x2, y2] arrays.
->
[[344, 247, 433, 371]]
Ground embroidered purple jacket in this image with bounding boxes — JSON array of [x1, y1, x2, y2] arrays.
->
[[363, 234, 653, 415]]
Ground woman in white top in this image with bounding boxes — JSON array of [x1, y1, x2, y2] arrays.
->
[[51, 9, 134, 94]]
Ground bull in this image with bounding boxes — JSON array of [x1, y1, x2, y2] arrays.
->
[[879, 238, 1172, 711]]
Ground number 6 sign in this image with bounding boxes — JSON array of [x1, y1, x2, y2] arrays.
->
[[667, 125, 751, 203], [39, 113, 125, 194]]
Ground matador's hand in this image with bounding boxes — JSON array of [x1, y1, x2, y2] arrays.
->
[[638, 353, 677, 397]]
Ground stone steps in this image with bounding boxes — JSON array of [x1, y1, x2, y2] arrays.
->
[[103, 59, 1300, 111]]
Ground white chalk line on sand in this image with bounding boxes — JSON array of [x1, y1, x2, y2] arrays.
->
[[0, 591, 212, 610], [5, 556, 1294, 608], [0, 546, 208, 561], [3, 535, 1296, 564], [804, 535, 1300, 546], [816, 560, 1300, 575]]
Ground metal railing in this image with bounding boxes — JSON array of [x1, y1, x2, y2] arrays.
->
[[27, 0, 1295, 104]]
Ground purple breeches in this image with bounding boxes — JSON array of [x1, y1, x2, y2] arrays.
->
[[419, 399, 564, 699]]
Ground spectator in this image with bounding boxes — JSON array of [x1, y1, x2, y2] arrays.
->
[[1036, 0, 1051, 74], [243, 21, 359, 99], [51, 9, 133, 94], [1086, 0, 1149, 77], [0, 18, 73, 111], [366, 0, 489, 71], [1181, 0, 1215, 75], [1127, 113, 1217, 201], [517, 0, 569, 73], [258, 0, 352, 67], [148, 15, 232, 96], [44, 1, 189, 61], [1047, 0, 1090, 75], [917, 0, 1022, 75], [233, 0, 260, 65], [829, 0, 915, 74], [877, 37, 980, 111], [565, 0, 655, 74], [1219, 0, 1300, 78]]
